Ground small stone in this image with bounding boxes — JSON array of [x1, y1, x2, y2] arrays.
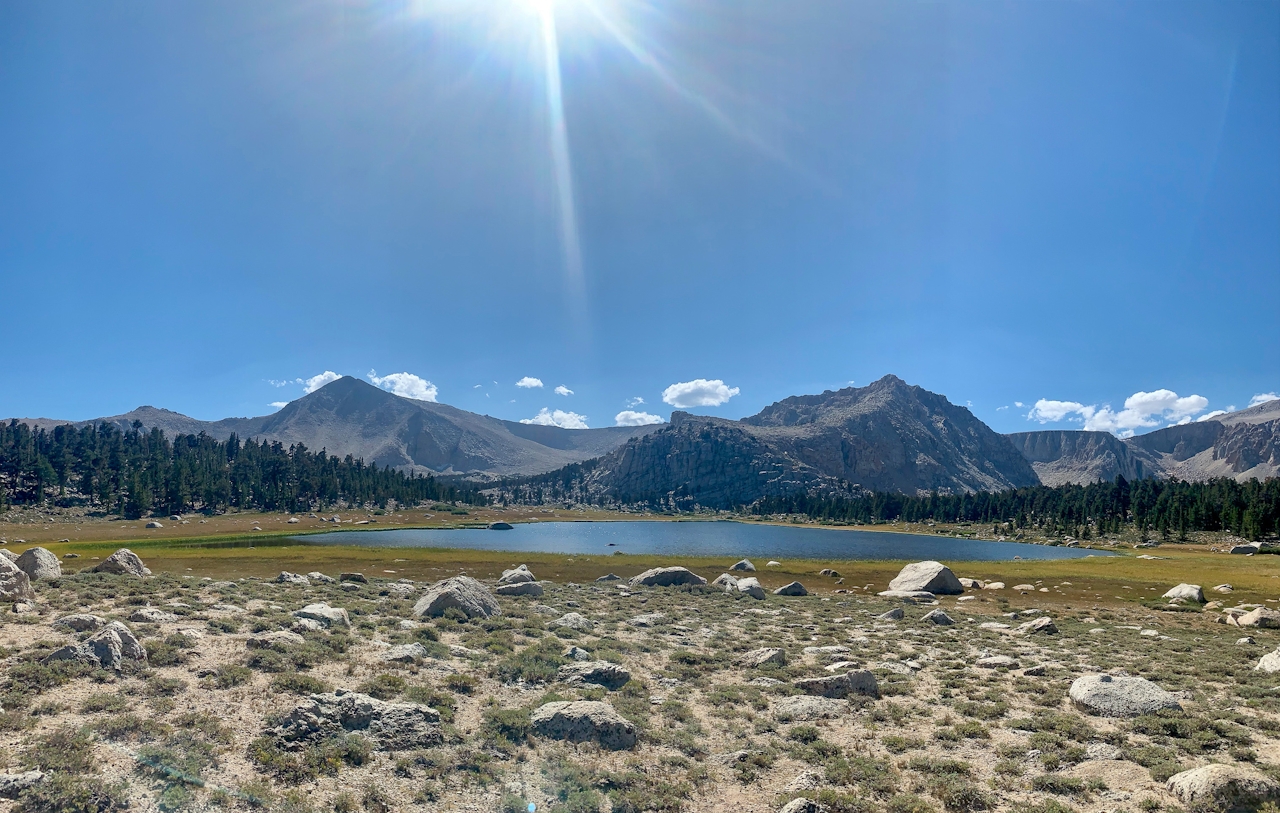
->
[[877, 608, 904, 621], [275, 571, 310, 586], [129, 607, 177, 624], [1018, 616, 1058, 635], [922, 609, 954, 625], [292, 603, 351, 629]]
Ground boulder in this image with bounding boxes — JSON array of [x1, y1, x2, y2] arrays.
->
[[15, 548, 60, 580], [340, 572, 368, 584], [489, 522, 514, 530], [275, 571, 310, 586], [1086, 743, 1123, 761], [922, 609, 954, 625], [248, 631, 307, 649], [772, 695, 846, 721], [1018, 616, 1058, 635], [44, 621, 145, 670], [52, 613, 106, 632], [740, 648, 787, 668], [803, 645, 851, 659], [887, 561, 963, 595], [983, 582, 1006, 590], [976, 655, 1019, 669], [1214, 584, 1234, 593], [564, 645, 591, 661], [0, 558, 35, 602], [381, 643, 430, 663], [779, 799, 823, 813], [818, 569, 841, 577], [530, 701, 637, 750], [595, 573, 621, 582], [1255, 649, 1280, 673], [774, 581, 808, 597], [129, 607, 177, 624], [767, 560, 781, 567], [1231, 542, 1262, 554], [292, 603, 351, 629], [494, 581, 544, 597], [627, 612, 666, 627], [90, 548, 150, 576], [877, 608, 905, 621], [712, 573, 738, 591], [730, 559, 756, 572], [958, 577, 985, 589], [550, 612, 595, 631], [627, 567, 707, 588], [1166, 764, 1280, 811], [270, 690, 441, 750], [0, 550, 14, 562], [877, 590, 936, 602], [794, 670, 878, 699], [498, 565, 535, 585], [145, 521, 164, 529], [1238, 608, 1280, 628], [0, 771, 45, 800], [1013, 584, 1036, 591], [558, 661, 631, 690], [1068, 674, 1182, 717], [1163, 584, 1205, 603], [307, 572, 336, 584], [414, 576, 501, 619], [736, 577, 767, 600]]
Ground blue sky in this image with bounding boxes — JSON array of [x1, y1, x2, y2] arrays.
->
[[2, 0, 1277, 436]]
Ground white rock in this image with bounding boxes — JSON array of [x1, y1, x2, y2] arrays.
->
[[888, 561, 963, 595]]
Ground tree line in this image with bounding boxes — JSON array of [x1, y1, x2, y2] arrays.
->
[[0, 420, 483, 517], [752, 475, 1280, 541]]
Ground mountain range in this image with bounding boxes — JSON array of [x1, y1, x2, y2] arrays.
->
[[10, 375, 1278, 501]]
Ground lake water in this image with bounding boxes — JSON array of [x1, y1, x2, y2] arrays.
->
[[293, 521, 1110, 562]]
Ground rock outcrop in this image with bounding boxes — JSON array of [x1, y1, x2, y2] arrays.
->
[[1068, 674, 1182, 717], [557, 661, 631, 690], [794, 671, 878, 699], [530, 701, 637, 750], [270, 691, 441, 750], [628, 567, 707, 588], [1166, 764, 1280, 810], [44, 621, 146, 670]]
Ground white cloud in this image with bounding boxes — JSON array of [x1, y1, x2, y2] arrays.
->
[[299, 371, 342, 394], [996, 405, 1009, 412], [554, 385, 573, 396], [269, 401, 289, 410], [367, 370, 438, 402], [626, 396, 645, 408], [1249, 393, 1280, 408], [1014, 401, 1025, 408], [1197, 408, 1233, 422], [1027, 389, 1210, 438], [615, 410, 664, 426], [662, 378, 740, 408], [267, 379, 290, 388], [516, 377, 544, 389], [474, 384, 482, 389], [520, 408, 589, 429]]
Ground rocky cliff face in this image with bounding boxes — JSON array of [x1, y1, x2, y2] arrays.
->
[[563, 375, 1039, 508], [1008, 399, 1280, 485]]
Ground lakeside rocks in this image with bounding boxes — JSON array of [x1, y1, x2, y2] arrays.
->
[[736, 577, 767, 600], [1163, 583, 1205, 603], [494, 581, 544, 597], [498, 565, 535, 585], [774, 581, 808, 597], [91, 548, 151, 576], [730, 559, 756, 572], [276, 572, 310, 586], [530, 701, 637, 750], [414, 576, 501, 619], [888, 561, 963, 595], [15, 547, 60, 580], [628, 567, 707, 588], [1069, 674, 1182, 717], [270, 691, 441, 750]]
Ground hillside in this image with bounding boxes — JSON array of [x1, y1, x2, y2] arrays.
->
[[509, 375, 1040, 507], [1009, 398, 1280, 486], [9, 378, 659, 477]]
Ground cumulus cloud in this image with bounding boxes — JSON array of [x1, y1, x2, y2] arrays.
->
[[1197, 408, 1234, 422], [520, 408, 589, 429], [1250, 393, 1280, 408], [1014, 401, 1025, 408], [1027, 389, 1211, 438], [299, 371, 342, 394], [662, 379, 740, 408], [554, 385, 573, 396], [367, 370, 438, 402], [615, 410, 664, 426], [269, 402, 289, 410], [516, 377, 544, 389]]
